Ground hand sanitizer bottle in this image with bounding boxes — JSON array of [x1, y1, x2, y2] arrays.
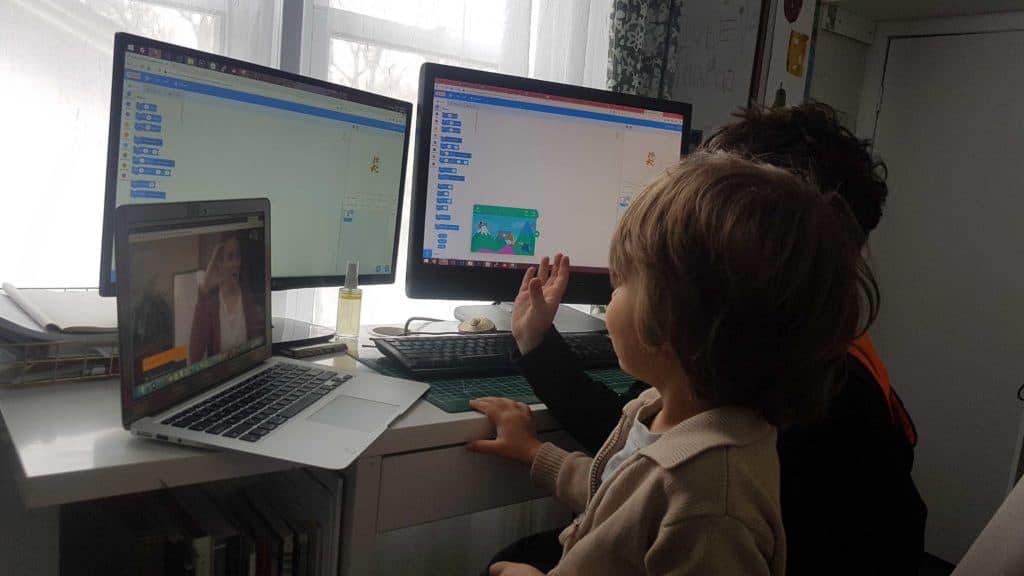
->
[[336, 261, 362, 338]]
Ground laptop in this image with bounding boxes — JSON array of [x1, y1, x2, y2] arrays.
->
[[115, 198, 428, 469]]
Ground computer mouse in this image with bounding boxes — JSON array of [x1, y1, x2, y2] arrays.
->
[[458, 317, 496, 334]]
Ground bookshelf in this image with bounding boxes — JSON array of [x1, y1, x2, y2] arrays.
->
[[60, 469, 342, 576]]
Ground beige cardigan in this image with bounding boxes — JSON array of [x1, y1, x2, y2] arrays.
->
[[531, 388, 785, 575]]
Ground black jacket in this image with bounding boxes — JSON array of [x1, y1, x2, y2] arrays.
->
[[512, 327, 926, 575]]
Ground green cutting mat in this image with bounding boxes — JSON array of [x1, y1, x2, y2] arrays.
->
[[360, 357, 635, 413]]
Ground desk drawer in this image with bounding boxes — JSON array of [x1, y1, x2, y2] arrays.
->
[[377, 432, 573, 532]]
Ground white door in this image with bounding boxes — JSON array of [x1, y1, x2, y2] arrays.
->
[[869, 30, 1024, 562]]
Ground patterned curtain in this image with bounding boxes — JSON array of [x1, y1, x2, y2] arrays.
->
[[607, 0, 682, 98]]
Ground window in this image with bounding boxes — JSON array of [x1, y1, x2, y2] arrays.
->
[[1, 0, 610, 325], [302, 0, 611, 324], [0, 0, 281, 288]]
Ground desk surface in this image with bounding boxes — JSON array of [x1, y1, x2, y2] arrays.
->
[[0, 324, 561, 508]]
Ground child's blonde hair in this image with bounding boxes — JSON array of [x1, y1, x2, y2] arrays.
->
[[609, 151, 878, 426]]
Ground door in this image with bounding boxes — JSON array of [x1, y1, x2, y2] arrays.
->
[[870, 30, 1024, 562]]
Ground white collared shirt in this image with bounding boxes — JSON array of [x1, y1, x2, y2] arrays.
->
[[600, 405, 663, 484]]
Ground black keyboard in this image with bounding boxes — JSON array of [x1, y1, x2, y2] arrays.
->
[[371, 332, 618, 377], [159, 363, 351, 443]]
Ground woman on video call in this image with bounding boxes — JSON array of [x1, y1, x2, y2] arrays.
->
[[188, 232, 263, 363]]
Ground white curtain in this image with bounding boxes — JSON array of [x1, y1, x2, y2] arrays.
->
[[0, 1, 610, 571], [0, 0, 281, 288], [298, 3, 607, 573], [293, 0, 613, 327]]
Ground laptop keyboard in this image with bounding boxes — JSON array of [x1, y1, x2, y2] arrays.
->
[[160, 363, 351, 443]]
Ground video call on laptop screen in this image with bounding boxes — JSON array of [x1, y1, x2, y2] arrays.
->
[[126, 215, 267, 400], [420, 78, 685, 272]]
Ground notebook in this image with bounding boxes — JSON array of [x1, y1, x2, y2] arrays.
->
[[115, 198, 427, 469], [1, 284, 117, 335]]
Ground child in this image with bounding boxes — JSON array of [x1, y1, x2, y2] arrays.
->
[[703, 104, 923, 573], [495, 103, 923, 575], [468, 151, 877, 575]]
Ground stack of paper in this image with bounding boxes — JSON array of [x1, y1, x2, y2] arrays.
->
[[0, 283, 117, 342], [0, 284, 119, 386]]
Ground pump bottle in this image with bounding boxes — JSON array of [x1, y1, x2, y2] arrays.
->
[[336, 261, 362, 337]]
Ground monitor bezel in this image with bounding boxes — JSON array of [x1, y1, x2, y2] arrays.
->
[[100, 32, 413, 296], [115, 198, 272, 429], [406, 63, 692, 305]]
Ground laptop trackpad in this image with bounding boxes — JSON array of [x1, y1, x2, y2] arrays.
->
[[307, 395, 399, 433]]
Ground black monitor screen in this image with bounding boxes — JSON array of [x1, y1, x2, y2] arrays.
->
[[407, 64, 690, 304], [100, 33, 412, 296]]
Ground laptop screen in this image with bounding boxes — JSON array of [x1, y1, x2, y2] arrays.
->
[[123, 212, 268, 401]]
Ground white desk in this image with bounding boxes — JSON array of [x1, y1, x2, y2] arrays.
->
[[0, 324, 571, 575]]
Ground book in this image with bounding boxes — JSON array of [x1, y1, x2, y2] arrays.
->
[[2, 283, 117, 334], [0, 292, 51, 341], [267, 472, 328, 576], [259, 475, 323, 576], [222, 490, 281, 576], [245, 485, 296, 576], [302, 469, 342, 576], [208, 487, 258, 576], [0, 293, 112, 343], [173, 486, 243, 576], [156, 487, 211, 576], [118, 493, 192, 575]]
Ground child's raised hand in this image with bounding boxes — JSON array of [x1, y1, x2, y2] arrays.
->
[[511, 253, 570, 355], [488, 561, 545, 576], [467, 397, 543, 465]]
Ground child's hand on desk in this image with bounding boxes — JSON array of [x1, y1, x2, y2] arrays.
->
[[512, 253, 570, 355], [467, 397, 543, 465], [488, 561, 545, 576]]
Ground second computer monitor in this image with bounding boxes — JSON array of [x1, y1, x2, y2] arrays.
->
[[407, 64, 691, 304]]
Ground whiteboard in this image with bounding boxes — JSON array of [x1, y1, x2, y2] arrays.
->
[[672, 0, 763, 135]]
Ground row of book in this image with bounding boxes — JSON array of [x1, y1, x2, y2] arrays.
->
[[60, 469, 341, 576]]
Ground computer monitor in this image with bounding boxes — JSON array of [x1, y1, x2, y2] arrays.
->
[[99, 34, 412, 305], [406, 64, 690, 312]]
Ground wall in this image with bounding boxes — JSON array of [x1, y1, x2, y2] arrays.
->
[[0, 424, 59, 576], [756, 1, 874, 128], [856, 11, 1024, 138], [807, 28, 870, 127], [670, 0, 764, 135], [668, 0, 851, 133], [763, 0, 817, 107], [854, 11, 1024, 562]]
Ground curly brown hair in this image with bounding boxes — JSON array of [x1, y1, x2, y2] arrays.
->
[[701, 103, 887, 242], [610, 151, 879, 427]]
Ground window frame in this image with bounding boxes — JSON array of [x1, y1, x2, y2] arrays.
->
[[302, 0, 533, 80]]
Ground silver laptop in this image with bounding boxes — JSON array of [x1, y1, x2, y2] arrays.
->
[[115, 198, 428, 469]]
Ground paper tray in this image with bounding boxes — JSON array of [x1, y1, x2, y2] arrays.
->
[[0, 338, 119, 387]]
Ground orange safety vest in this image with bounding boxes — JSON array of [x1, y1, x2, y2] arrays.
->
[[848, 334, 917, 446]]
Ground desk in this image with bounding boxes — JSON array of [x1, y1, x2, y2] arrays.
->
[[0, 323, 572, 575]]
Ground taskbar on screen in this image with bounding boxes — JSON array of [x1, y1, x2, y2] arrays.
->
[[422, 258, 604, 274]]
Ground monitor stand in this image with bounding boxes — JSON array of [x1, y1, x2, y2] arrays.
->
[[454, 303, 606, 333], [271, 316, 335, 351]]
